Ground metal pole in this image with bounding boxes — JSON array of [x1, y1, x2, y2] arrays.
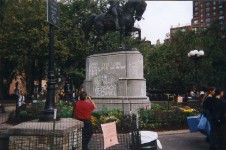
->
[[39, 24, 57, 121], [195, 59, 198, 99], [50, 109, 57, 150]]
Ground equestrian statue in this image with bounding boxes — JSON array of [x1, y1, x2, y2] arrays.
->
[[83, 0, 147, 51]]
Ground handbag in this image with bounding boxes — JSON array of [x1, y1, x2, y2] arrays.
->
[[197, 114, 211, 136]]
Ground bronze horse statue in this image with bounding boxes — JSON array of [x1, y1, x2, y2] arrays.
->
[[83, 0, 147, 50]]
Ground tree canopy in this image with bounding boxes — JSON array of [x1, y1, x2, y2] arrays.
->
[[146, 23, 226, 93], [0, 0, 226, 99]]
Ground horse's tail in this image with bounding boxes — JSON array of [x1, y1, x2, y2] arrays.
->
[[83, 14, 96, 40]]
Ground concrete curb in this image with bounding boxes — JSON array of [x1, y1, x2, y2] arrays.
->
[[157, 129, 190, 135]]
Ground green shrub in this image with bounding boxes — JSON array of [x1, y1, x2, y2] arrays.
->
[[20, 110, 28, 118], [56, 100, 74, 118], [151, 103, 171, 110]]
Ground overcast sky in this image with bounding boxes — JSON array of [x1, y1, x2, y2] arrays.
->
[[137, 1, 193, 44]]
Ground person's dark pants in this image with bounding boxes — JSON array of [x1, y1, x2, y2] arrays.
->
[[209, 128, 218, 150], [217, 124, 226, 150], [82, 120, 93, 150], [208, 118, 218, 150]]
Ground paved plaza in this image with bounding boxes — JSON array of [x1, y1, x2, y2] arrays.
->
[[158, 130, 209, 150]]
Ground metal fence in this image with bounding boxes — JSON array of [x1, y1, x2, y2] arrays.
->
[[88, 114, 140, 150], [0, 100, 201, 150], [0, 112, 11, 150], [0, 110, 141, 150]]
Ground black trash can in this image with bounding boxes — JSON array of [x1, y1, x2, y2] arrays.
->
[[140, 131, 158, 150]]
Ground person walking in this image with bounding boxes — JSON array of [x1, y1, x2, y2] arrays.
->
[[18, 91, 26, 110], [199, 91, 207, 107], [74, 91, 96, 150], [202, 87, 217, 150], [212, 89, 225, 150]]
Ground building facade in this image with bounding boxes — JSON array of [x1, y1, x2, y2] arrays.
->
[[191, 1, 226, 32], [170, 25, 192, 36]]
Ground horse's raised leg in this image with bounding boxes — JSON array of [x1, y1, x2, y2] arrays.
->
[[100, 36, 110, 50]]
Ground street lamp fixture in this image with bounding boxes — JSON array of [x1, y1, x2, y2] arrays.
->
[[187, 50, 205, 99], [188, 50, 205, 58]]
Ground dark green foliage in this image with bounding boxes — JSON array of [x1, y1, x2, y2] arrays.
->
[[0, 0, 108, 98], [56, 100, 73, 118], [139, 108, 196, 131], [7, 99, 74, 124], [146, 22, 226, 92], [91, 105, 197, 133]]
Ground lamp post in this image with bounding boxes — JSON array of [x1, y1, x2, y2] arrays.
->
[[38, 0, 60, 121], [39, 24, 58, 121], [187, 50, 205, 99]]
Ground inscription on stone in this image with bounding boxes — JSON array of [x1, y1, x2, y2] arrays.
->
[[128, 59, 142, 72], [89, 62, 126, 77], [93, 74, 118, 97]]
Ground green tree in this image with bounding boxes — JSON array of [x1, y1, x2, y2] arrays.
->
[[0, 0, 50, 97], [0, 0, 108, 98], [55, 0, 107, 92], [145, 22, 226, 95], [195, 23, 226, 88]]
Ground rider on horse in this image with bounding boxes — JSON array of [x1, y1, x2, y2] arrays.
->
[[108, 0, 121, 30]]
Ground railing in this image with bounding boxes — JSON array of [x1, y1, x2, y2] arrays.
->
[[0, 100, 201, 150], [0, 111, 141, 150]]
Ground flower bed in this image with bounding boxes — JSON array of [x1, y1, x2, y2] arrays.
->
[[6, 100, 198, 132], [91, 104, 198, 132]]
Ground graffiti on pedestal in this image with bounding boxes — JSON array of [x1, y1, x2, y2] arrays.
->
[[92, 74, 118, 97], [89, 62, 126, 78]]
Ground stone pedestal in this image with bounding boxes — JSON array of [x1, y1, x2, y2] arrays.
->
[[8, 118, 83, 150], [83, 50, 150, 113]]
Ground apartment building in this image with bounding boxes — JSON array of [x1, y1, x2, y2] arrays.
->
[[191, 0, 226, 32]]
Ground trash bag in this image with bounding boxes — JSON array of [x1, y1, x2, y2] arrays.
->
[[197, 114, 211, 136]]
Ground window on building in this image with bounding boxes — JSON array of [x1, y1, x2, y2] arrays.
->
[[213, 6, 216, 10], [219, 1, 224, 5], [195, 7, 198, 11], [206, 2, 210, 7], [194, 20, 199, 24], [213, 12, 216, 16], [192, 28, 198, 32], [194, 11, 198, 16], [200, 4, 203, 8], [201, 9, 203, 13], [206, 7, 210, 12], [194, 1, 198, 7], [206, 12, 210, 17], [220, 10, 224, 14], [213, 1, 216, 6], [219, 16, 224, 20], [206, 18, 210, 23], [219, 5, 223, 9], [201, 19, 203, 23]]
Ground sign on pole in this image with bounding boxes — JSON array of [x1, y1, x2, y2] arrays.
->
[[47, 0, 60, 28]]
